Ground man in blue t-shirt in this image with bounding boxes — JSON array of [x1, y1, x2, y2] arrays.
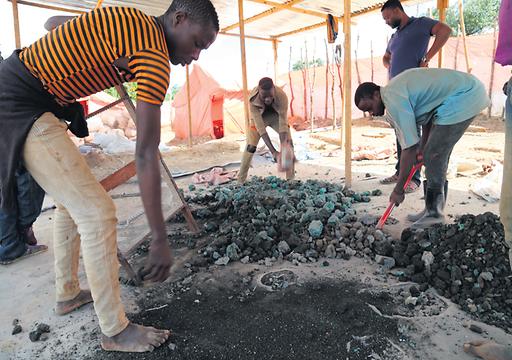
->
[[355, 69, 489, 228], [380, 0, 451, 198]]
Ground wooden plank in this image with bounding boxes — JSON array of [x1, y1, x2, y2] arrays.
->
[[100, 161, 136, 192], [238, 0, 251, 132], [343, 0, 352, 188], [14, 0, 86, 14], [246, 0, 326, 19], [12, 0, 21, 48], [223, 0, 305, 32], [219, 31, 275, 42]]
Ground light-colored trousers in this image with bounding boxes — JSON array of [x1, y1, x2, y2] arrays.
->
[[502, 78, 512, 266], [23, 112, 129, 337], [238, 112, 294, 183]]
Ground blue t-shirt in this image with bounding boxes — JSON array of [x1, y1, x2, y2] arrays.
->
[[386, 16, 438, 79], [381, 68, 490, 149]]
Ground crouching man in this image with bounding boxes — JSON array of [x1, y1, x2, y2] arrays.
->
[[355, 68, 489, 229], [238, 77, 295, 183]]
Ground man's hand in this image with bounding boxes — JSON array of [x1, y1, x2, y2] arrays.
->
[[419, 59, 429, 68], [141, 238, 173, 282], [390, 189, 405, 206]]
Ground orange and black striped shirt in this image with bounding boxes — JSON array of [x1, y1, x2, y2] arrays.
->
[[19, 7, 170, 106]]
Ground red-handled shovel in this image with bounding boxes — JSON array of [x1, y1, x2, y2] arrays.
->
[[376, 161, 424, 229]]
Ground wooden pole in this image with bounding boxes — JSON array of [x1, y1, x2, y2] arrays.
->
[[186, 64, 193, 147], [335, 45, 343, 145], [288, 46, 295, 117], [370, 40, 374, 82], [324, 39, 329, 120], [272, 39, 279, 82], [437, 0, 447, 68], [454, 25, 460, 70], [488, 22, 498, 117], [329, 46, 337, 129], [300, 48, 308, 122], [238, 0, 251, 133], [12, 0, 21, 48], [343, 0, 352, 187], [458, 0, 472, 73], [354, 33, 361, 85]]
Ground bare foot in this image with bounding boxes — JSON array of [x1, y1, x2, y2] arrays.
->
[[56, 289, 93, 315], [464, 340, 512, 360], [101, 323, 170, 352]]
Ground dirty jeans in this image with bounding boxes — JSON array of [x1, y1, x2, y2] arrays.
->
[[238, 111, 294, 182], [501, 78, 512, 265], [22, 112, 129, 337], [423, 118, 474, 191], [0, 165, 45, 261]]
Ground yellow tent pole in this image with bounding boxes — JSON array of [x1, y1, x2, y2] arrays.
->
[[238, 0, 251, 133], [186, 64, 193, 147], [457, 0, 472, 73], [343, 0, 352, 187], [12, 0, 21, 48], [272, 38, 279, 82], [95, 0, 104, 9]]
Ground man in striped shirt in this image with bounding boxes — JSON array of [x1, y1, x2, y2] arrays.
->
[[0, 0, 218, 353]]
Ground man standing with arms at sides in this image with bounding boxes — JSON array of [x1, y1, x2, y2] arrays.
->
[[380, 0, 452, 199], [0, 0, 218, 352]]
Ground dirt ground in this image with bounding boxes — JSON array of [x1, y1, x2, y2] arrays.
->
[[0, 117, 509, 360]]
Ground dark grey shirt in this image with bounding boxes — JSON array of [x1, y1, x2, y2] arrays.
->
[[386, 16, 438, 79]]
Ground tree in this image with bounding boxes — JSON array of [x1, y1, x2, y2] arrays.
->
[[292, 58, 324, 71], [433, 0, 500, 36], [104, 82, 138, 101]]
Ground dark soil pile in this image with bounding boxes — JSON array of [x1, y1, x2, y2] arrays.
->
[[183, 176, 392, 266], [392, 212, 512, 332], [81, 279, 407, 360]]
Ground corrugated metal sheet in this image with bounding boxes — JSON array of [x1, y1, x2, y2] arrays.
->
[[18, 0, 425, 38]]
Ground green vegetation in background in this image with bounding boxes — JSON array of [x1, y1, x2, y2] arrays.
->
[[432, 0, 500, 36], [103, 83, 181, 103], [292, 58, 325, 71]]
